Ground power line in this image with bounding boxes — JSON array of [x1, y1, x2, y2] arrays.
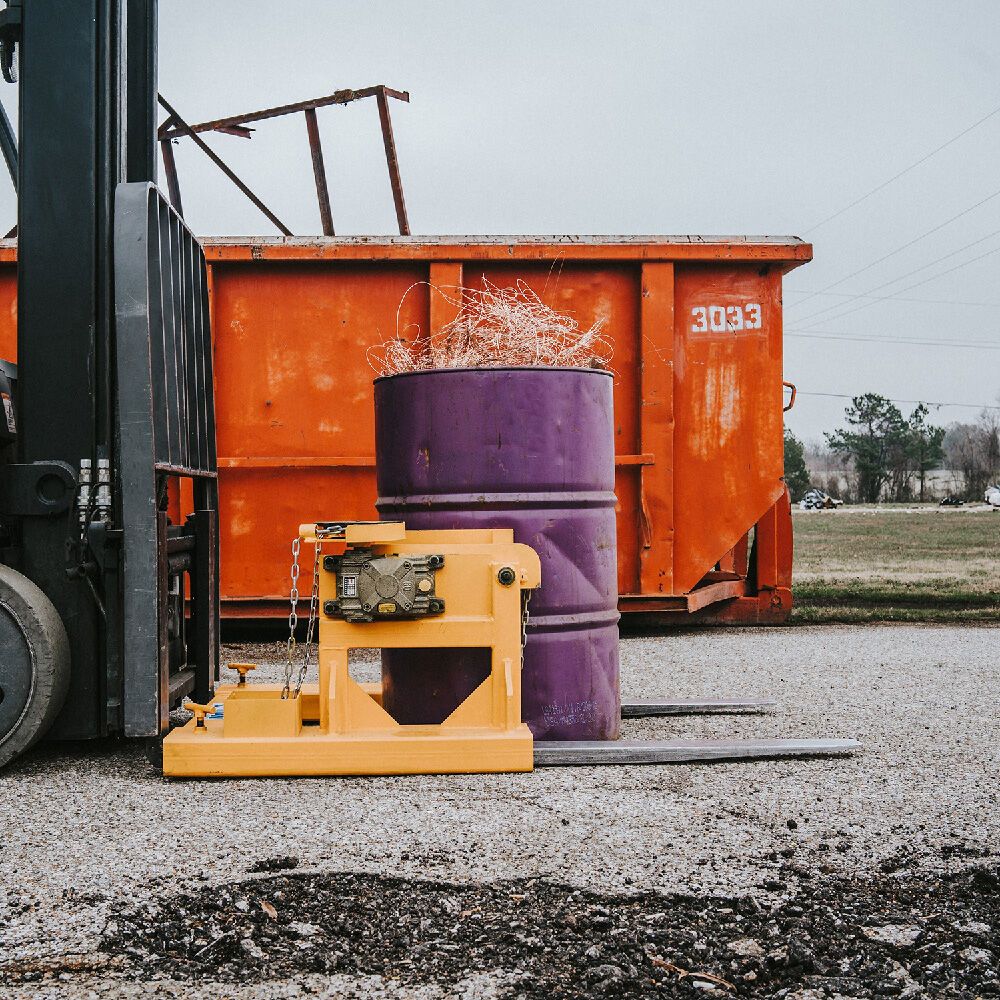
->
[[785, 331, 1000, 350], [784, 289, 1000, 309], [803, 102, 1000, 234], [796, 391, 1000, 411], [795, 241, 1000, 330], [790, 201, 1000, 313], [791, 227, 1000, 326]]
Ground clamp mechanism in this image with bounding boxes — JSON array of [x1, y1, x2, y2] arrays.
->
[[323, 548, 445, 622]]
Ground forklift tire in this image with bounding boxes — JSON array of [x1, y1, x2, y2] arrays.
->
[[0, 565, 71, 770]]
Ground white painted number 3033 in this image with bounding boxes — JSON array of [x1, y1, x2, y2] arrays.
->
[[691, 303, 762, 333]]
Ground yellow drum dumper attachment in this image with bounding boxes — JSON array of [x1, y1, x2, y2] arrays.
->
[[162, 522, 540, 777]]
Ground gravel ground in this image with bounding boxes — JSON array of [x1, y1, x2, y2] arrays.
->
[[1, 624, 998, 998]]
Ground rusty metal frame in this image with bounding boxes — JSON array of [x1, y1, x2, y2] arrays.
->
[[304, 108, 334, 236], [375, 88, 409, 235], [156, 87, 410, 236], [157, 94, 292, 235]]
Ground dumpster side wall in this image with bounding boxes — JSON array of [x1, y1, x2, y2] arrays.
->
[[0, 237, 810, 619]]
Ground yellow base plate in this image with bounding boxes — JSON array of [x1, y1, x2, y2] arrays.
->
[[163, 684, 533, 777], [163, 723, 533, 777]]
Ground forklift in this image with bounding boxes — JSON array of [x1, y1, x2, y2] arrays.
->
[[0, 0, 219, 769]]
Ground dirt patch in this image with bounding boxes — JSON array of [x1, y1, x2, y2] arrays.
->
[[247, 856, 300, 875], [49, 854, 996, 997]]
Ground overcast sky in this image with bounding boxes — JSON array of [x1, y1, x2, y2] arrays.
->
[[4, 0, 999, 443]]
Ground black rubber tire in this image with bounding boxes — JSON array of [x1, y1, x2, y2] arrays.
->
[[0, 564, 71, 770]]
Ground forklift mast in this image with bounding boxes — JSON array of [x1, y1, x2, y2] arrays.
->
[[0, 0, 219, 765]]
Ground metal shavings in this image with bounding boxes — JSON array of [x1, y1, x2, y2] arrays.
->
[[368, 280, 612, 376]]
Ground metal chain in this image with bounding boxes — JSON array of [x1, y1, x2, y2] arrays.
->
[[281, 537, 301, 699], [520, 589, 532, 664], [293, 541, 322, 698]]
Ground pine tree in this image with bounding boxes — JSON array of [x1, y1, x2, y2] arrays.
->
[[783, 426, 811, 502]]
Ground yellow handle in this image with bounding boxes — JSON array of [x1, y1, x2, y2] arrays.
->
[[184, 700, 218, 729], [229, 662, 257, 685]]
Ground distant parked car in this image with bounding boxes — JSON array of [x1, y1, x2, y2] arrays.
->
[[799, 488, 844, 510], [986, 485, 1000, 509], [939, 495, 965, 506]]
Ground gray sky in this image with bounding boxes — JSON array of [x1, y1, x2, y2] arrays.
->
[[5, 0, 1000, 443]]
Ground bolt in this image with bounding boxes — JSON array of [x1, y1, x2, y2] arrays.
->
[[497, 566, 516, 587]]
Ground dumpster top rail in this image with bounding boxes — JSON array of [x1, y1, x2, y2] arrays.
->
[[0, 235, 813, 266], [186, 235, 811, 266]]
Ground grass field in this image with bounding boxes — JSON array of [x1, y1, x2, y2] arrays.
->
[[790, 506, 1000, 623]]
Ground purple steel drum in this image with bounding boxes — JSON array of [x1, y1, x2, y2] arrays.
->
[[375, 367, 620, 740]]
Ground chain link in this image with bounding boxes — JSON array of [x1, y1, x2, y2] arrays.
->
[[293, 541, 323, 697], [282, 537, 301, 699], [520, 588, 531, 664]]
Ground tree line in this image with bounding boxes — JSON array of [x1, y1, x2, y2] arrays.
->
[[783, 393, 1000, 504]]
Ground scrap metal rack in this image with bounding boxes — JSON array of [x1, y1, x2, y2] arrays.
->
[[156, 86, 411, 236]]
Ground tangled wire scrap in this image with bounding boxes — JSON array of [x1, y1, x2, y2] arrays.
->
[[367, 280, 613, 376]]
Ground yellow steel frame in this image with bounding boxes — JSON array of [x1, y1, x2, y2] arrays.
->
[[162, 523, 540, 777]]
